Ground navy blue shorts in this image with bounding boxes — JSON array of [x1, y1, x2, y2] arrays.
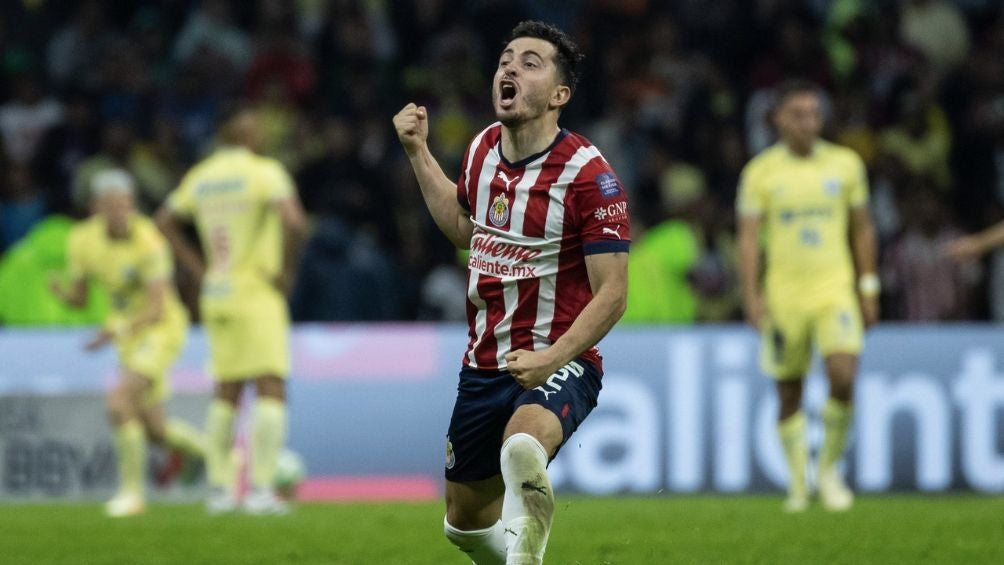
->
[[444, 357, 602, 482]]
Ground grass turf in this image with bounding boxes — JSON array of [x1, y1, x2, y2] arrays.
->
[[2, 496, 1001, 564]]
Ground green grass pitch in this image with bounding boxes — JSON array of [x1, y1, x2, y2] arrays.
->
[[3, 496, 1001, 564]]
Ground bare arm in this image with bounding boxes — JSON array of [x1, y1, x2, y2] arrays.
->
[[155, 206, 205, 282], [49, 276, 88, 309], [944, 219, 1004, 261], [849, 205, 880, 327], [737, 213, 765, 330], [393, 103, 473, 249], [505, 252, 628, 389], [273, 195, 309, 295]]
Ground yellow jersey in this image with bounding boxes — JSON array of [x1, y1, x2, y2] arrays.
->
[[67, 213, 187, 332], [167, 147, 294, 307], [737, 140, 868, 302]]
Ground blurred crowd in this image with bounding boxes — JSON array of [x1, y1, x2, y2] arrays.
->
[[1, 0, 1004, 324]]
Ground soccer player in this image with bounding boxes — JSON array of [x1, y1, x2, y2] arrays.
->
[[394, 21, 629, 565], [155, 106, 307, 515], [50, 169, 205, 517], [737, 80, 879, 512]]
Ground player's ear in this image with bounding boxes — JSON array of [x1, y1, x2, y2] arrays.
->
[[551, 85, 571, 109]]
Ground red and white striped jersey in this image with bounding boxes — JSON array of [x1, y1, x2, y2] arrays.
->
[[457, 123, 631, 371]]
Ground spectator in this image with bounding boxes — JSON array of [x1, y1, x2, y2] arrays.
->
[[32, 89, 100, 215], [46, 0, 118, 91], [884, 186, 980, 320], [0, 72, 63, 165], [173, 0, 253, 75], [0, 161, 47, 251], [899, 0, 971, 80]]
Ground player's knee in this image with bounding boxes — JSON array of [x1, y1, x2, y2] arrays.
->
[[443, 515, 504, 561], [500, 433, 548, 472], [105, 390, 128, 421], [829, 376, 854, 402]]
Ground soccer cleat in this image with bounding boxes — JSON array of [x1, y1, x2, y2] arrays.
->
[[783, 493, 809, 513], [104, 492, 146, 518], [206, 486, 239, 515], [242, 487, 290, 516], [818, 468, 854, 512]]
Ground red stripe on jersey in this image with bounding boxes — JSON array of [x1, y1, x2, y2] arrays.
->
[[520, 141, 578, 239], [471, 273, 505, 367], [509, 277, 541, 353]]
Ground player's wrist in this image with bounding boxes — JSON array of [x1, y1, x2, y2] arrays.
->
[[858, 273, 880, 297]]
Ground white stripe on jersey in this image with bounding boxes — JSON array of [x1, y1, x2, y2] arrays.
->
[[533, 274, 557, 350], [473, 145, 502, 232], [507, 155, 545, 235], [493, 282, 521, 368], [544, 145, 602, 239]]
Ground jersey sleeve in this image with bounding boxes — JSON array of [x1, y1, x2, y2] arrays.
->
[[574, 158, 631, 255], [261, 160, 295, 202], [137, 233, 172, 284], [736, 163, 765, 217], [845, 152, 869, 208], [167, 170, 197, 218]]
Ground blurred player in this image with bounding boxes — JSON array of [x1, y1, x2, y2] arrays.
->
[[156, 106, 307, 515], [737, 80, 879, 512], [394, 21, 629, 565], [50, 169, 205, 517]]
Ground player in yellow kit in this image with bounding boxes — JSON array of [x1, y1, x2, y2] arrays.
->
[[50, 169, 205, 517], [737, 81, 879, 512], [156, 106, 307, 515]]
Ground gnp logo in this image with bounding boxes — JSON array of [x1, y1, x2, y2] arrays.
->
[[592, 202, 628, 221]]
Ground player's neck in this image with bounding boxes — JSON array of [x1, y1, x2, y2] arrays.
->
[[500, 118, 561, 164], [782, 139, 817, 158]]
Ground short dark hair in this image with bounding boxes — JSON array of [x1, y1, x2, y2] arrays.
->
[[774, 79, 821, 108], [506, 20, 584, 95]]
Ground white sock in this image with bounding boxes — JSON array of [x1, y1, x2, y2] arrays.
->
[[444, 517, 507, 565], [500, 433, 554, 565]]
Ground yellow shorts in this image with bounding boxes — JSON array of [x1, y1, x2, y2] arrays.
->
[[117, 317, 187, 404], [760, 292, 863, 379], [201, 290, 290, 382]]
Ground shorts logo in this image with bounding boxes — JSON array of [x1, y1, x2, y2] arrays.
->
[[534, 360, 586, 401], [596, 172, 622, 199], [445, 439, 455, 470], [488, 193, 511, 227]]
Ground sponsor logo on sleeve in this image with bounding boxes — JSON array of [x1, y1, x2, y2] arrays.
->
[[596, 172, 622, 199], [592, 201, 629, 222]]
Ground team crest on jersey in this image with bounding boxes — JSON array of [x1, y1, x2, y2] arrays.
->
[[488, 193, 511, 226], [445, 439, 456, 469], [823, 178, 841, 197]]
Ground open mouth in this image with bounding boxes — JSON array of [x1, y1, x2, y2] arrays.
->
[[499, 80, 517, 106]]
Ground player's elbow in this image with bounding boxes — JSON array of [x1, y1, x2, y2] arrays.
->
[[154, 207, 176, 233]]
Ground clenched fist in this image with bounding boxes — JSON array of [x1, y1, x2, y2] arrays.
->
[[393, 103, 429, 156]]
